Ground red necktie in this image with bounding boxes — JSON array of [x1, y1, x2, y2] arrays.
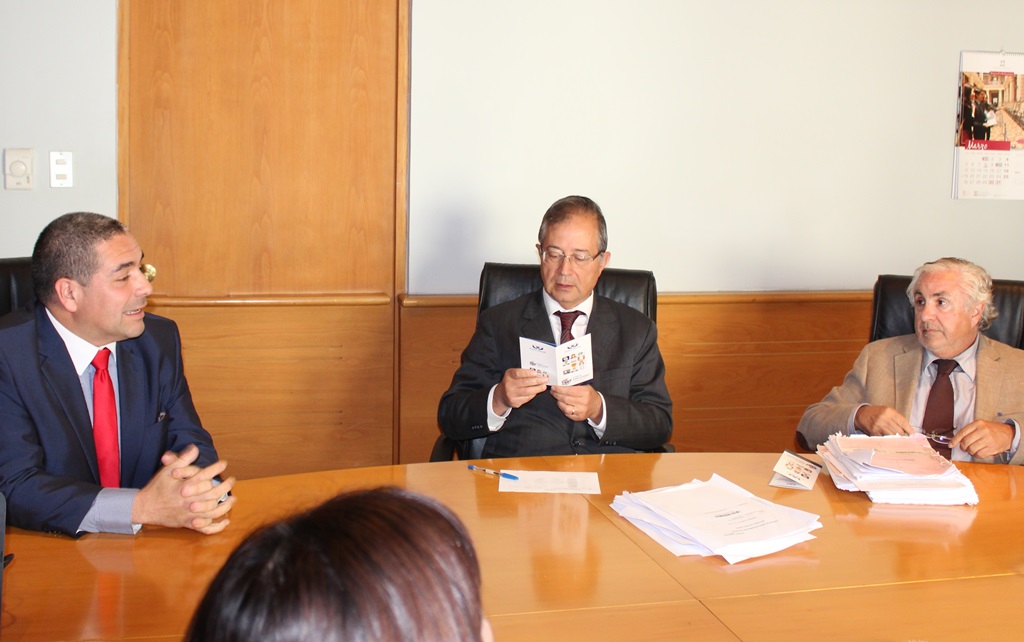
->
[[922, 359, 958, 459], [555, 310, 583, 344], [91, 348, 120, 487]]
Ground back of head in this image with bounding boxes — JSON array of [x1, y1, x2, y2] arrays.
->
[[186, 487, 485, 642], [32, 212, 127, 305]]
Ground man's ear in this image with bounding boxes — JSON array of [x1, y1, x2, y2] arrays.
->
[[970, 301, 984, 327], [53, 277, 80, 313]]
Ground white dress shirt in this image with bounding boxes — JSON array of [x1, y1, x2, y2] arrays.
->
[[45, 309, 140, 534]]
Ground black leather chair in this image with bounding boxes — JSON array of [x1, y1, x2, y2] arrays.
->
[[477, 262, 657, 321], [0, 257, 33, 317], [430, 262, 660, 461], [870, 274, 1024, 348]]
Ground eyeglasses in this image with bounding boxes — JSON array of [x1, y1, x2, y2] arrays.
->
[[540, 249, 603, 266], [924, 431, 954, 445]]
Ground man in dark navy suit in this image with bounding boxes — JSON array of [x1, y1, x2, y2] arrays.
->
[[438, 196, 673, 457], [0, 212, 235, 536]]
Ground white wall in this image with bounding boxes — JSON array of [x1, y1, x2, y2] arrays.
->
[[409, 0, 1024, 294], [0, 0, 118, 258], [6, 2, 1022, 294]]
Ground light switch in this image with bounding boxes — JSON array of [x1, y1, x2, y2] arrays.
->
[[3, 148, 33, 190], [50, 151, 73, 188]]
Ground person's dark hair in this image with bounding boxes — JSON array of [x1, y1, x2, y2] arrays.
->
[[31, 212, 128, 305], [185, 487, 485, 642], [538, 195, 608, 254]]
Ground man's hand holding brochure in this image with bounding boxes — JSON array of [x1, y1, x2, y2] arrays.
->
[[519, 335, 593, 386]]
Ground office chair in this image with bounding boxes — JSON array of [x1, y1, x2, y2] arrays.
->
[[869, 274, 1024, 348], [430, 262, 660, 461], [0, 257, 33, 317]]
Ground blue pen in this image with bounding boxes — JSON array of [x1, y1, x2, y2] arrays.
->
[[467, 464, 519, 481]]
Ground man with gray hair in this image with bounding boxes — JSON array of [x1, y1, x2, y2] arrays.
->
[[797, 257, 1024, 464]]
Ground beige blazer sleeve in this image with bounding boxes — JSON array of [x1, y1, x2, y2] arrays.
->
[[797, 335, 921, 449], [974, 337, 1024, 465]]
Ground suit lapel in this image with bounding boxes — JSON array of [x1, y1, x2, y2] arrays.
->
[[519, 292, 556, 344], [975, 336, 1002, 420], [893, 339, 921, 417], [35, 307, 100, 482], [586, 296, 612, 344], [116, 341, 146, 482]]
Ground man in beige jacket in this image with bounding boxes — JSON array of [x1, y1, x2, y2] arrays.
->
[[797, 257, 1024, 465]]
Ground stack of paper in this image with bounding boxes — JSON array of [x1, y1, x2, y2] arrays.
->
[[611, 474, 822, 564], [818, 433, 978, 505]]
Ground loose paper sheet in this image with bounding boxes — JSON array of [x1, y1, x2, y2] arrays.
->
[[499, 470, 601, 494]]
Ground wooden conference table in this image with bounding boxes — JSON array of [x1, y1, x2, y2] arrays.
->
[[3, 452, 1024, 641]]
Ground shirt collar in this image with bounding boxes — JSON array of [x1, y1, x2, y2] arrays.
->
[[921, 333, 980, 382], [44, 308, 117, 376], [541, 289, 595, 318]]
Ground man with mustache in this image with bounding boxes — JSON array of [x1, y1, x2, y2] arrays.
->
[[798, 257, 1024, 464], [0, 212, 235, 536]]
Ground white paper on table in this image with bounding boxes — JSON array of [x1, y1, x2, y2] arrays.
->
[[612, 475, 821, 563], [498, 470, 601, 494], [519, 334, 593, 386], [818, 435, 978, 505]]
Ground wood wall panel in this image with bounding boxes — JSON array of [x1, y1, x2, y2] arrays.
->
[[120, 2, 404, 479], [122, 1, 398, 297], [397, 293, 874, 463], [398, 298, 478, 463], [148, 303, 394, 479]]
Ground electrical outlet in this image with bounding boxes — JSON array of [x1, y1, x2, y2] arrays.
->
[[50, 151, 73, 188]]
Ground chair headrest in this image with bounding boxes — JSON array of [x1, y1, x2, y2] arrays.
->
[[0, 257, 33, 318], [477, 262, 657, 322]]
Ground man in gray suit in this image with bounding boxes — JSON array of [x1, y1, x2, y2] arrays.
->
[[798, 257, 1024, 464], [438, 196, 672, 458]]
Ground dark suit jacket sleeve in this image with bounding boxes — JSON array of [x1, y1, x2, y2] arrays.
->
[[595, 312, 673, 450], [120, 314, 218, 475], [0, 349, 101, 535], [437, 308, 509, 442]]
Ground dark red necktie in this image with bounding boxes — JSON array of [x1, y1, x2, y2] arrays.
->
[[555, 310, 583, 344], [922, 359, 958, 459], [91, 348, 120, 487]]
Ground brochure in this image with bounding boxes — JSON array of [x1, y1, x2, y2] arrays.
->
[[519, 334, 593, 386]]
